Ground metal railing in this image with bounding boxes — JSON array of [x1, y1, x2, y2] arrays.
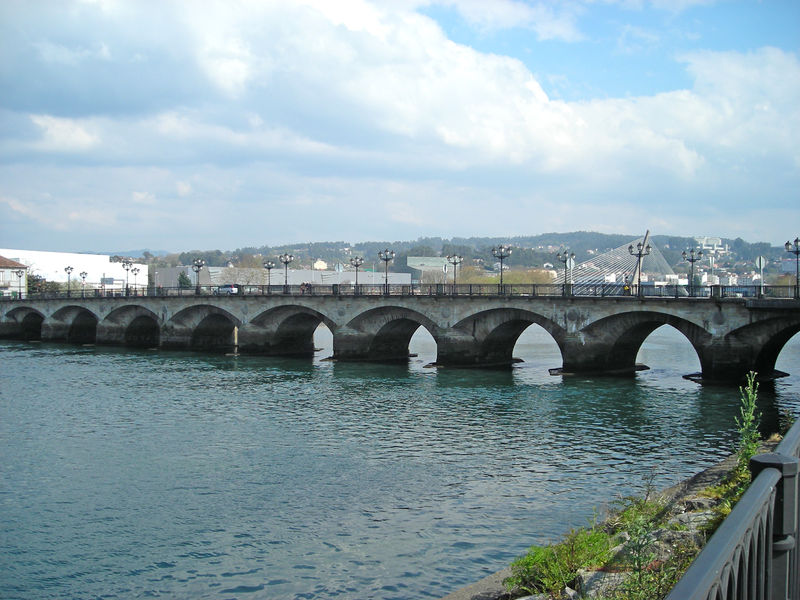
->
[[2, 284, 798, 302], [666, 418, 800, 600]]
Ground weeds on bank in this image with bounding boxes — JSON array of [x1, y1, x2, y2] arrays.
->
[[701, 372, 761, 531], [505, 526, 614, 597], [595, 539, 699, 600]]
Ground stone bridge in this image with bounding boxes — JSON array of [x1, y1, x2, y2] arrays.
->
[[2, 293, 799, 382]]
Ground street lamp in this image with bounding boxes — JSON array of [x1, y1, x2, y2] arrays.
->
[[279, 253, 294, 290], [122, 258, 132, 296], [682, 248, 703, 297], [350, 256, 364, 288], [14, 269, 24, 299], [447, 254, 463, 293], [80, 271, 88, 298], [378, 249, 395, 296], [555, 249, 575, 297], [192, 258, 205, 295], [491, 244, 512, 289], [628, 242, 651, 297], [131, 267, 140, 295], [263, 260, 275, 294], [64, 266, 73, 297], [786, 237, 800, 299]]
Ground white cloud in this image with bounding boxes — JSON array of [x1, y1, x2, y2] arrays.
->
[[0, 1, 797, 250], [434, 0, 584, 41], [29, 115, 100, 151], [132, 191, 156, 205], [34, 40, 111, 65], [176, 181, 192, 197]]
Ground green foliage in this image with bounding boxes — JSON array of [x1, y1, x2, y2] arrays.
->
[[608, 496, 665, 534], [177, 271, 193, 288], [506, 527, 613, 596], [735, 372, 761, 475], [598, 540, 700, 600], [700, 372, 762, 531], [26, 272, 47, 294], [178, 249, 227, 267]]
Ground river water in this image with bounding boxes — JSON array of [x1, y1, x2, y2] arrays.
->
[[2, 326, 799, 600]]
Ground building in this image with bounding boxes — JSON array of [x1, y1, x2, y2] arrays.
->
[[694, 236, 729, 255], [0, 255, 28, 298], [153, 265, 410, 289], [406, 257, 450, 284], [0, 248, 148, 293]]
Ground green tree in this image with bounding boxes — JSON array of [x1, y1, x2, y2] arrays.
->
[[177, 271, 192, 288]]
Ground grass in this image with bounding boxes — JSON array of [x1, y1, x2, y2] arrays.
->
[[505, 526, 615, 596]]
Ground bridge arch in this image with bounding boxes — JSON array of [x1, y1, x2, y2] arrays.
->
[[47, 306, 100, 344], [240, 305, 337, 357], [435, 308, 566, 367], [334, 306, 441, 363], [3, 307, 45, 340], [100, 305, 161, 348], [164, 305, 241, 353], [562, 310, 710, 376], [718, 316, 800, 381]]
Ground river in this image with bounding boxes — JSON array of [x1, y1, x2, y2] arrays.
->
[[2, 326, 799, 599]]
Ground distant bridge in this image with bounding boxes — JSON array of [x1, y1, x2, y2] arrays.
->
[[2, 283, 799, 382]]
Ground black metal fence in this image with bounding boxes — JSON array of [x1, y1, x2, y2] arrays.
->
[[666, 418, 800, 600], [3, 283, 798, 301]]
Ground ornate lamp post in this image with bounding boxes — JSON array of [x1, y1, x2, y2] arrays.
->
[[682, 248, 703, 297], [14, 269, 24, 299], [263, 260, 275, 294], [350, 256, 364, 289], [491, 244, 512, 289], [555, 249, 575, 297], [786, 237, 800, 299], [122, 258, 132, 296], [131, 267, 140, 295], [447, 254, 463, 294], [378, 249, 395, 296], [279, 253, 294, 290], [628, 242, 651, 297], [64, 266, 73, 297], [80, 271, 88, 298], [192, 258, 205, 295]]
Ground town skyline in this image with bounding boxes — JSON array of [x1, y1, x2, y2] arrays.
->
[[1, 1, 798, 251]]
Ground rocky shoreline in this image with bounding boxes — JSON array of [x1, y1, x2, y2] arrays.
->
[[440, 449, 754, 600]]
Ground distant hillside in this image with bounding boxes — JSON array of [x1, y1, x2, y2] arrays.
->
[[147, 232, 785, 273]]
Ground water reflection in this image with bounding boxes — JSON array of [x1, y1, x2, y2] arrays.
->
[[2, 327, 800, 600]]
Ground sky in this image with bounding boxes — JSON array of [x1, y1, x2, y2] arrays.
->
[[1, 0, 798, 253]]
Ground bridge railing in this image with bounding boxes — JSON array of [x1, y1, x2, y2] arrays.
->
[[2, 284, 797, 301], [666, 417, 800, 600]]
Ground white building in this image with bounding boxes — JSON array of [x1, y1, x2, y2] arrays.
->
[[0, 248, 149, 293], [153, 265, 410, 289], [0, 255, 28, 298], [694, 236, 729, 254]]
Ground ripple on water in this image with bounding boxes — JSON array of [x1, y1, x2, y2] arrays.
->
[[1, 335, 799, 599]]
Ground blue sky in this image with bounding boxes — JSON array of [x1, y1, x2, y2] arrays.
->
[[1, 0, 798, 253]]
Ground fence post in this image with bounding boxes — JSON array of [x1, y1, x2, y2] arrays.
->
[[750, 452, 799, 600]]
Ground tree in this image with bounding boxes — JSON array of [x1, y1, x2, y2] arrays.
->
[[27, 273, 46, 295], [177, 271, 192, 288]]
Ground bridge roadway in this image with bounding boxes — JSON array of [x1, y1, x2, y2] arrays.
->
[[2, 287, 799, 382]]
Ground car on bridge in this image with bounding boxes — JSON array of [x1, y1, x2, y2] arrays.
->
[[214, 284, 238, 295]]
